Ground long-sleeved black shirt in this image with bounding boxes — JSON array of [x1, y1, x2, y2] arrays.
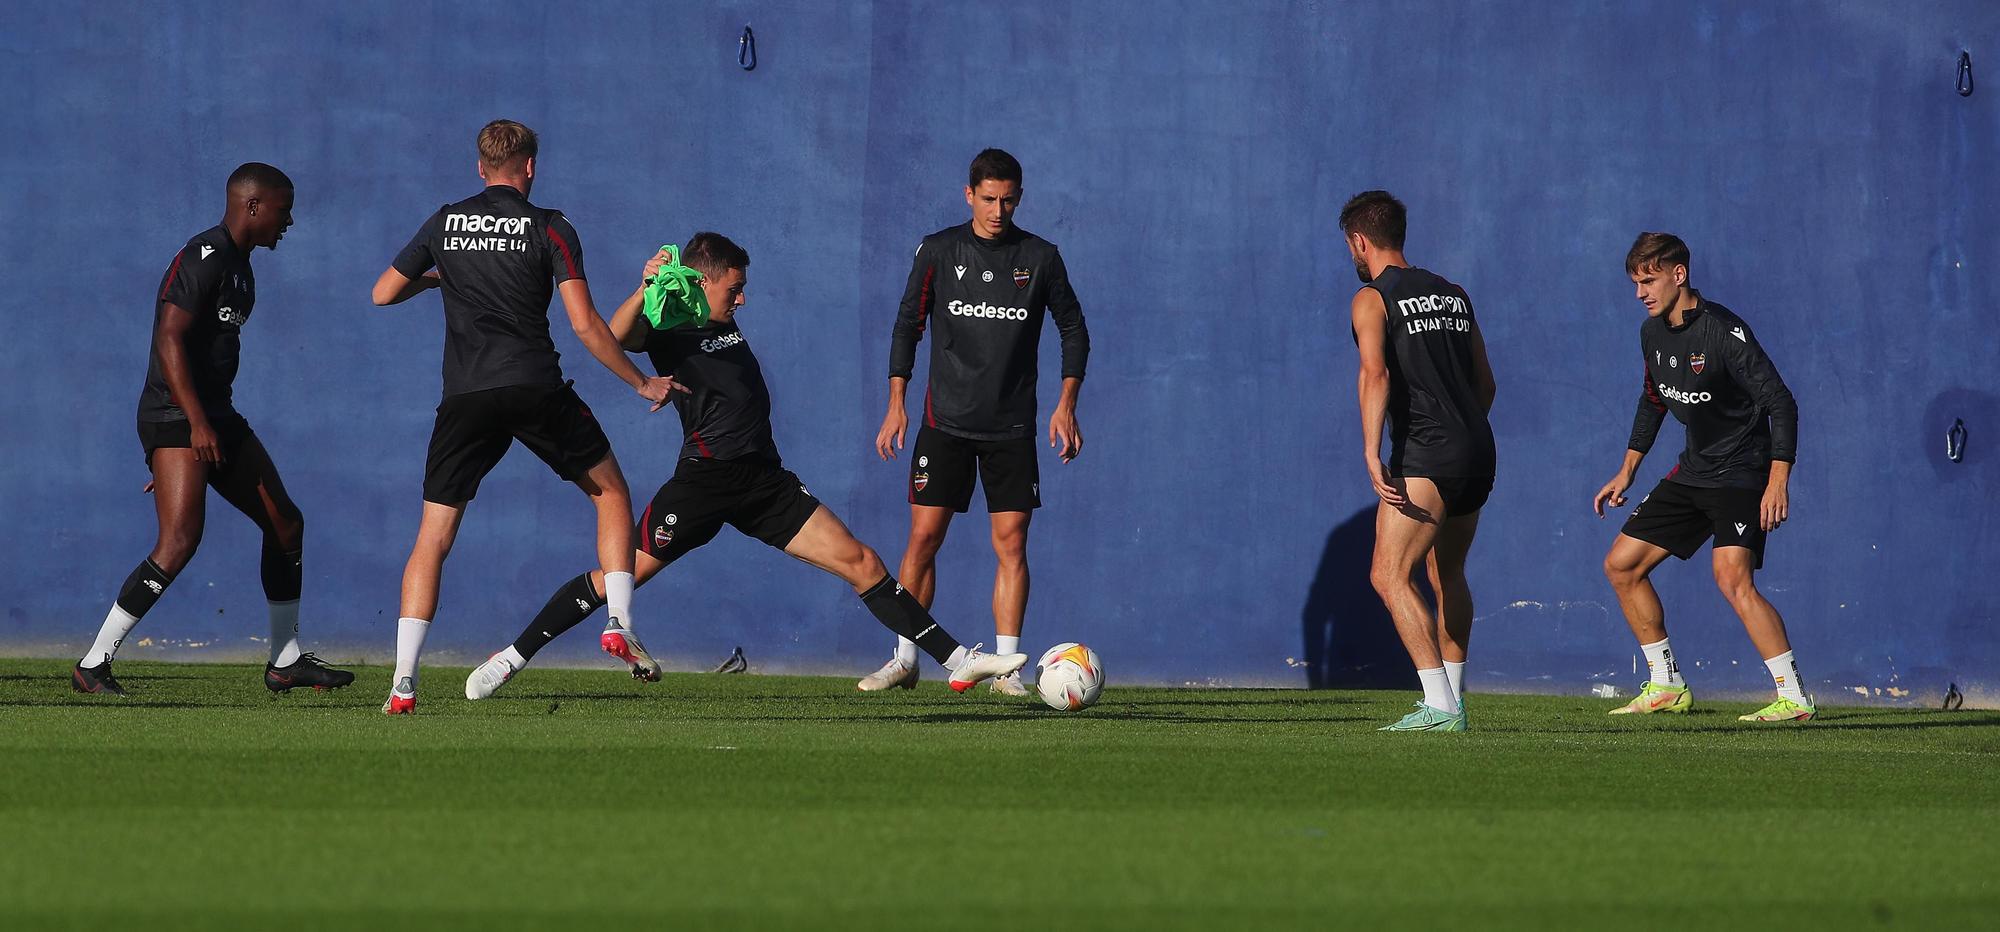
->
[[890, 222, 1089, 441], [640, 319, 780, 465], [1628, 294, 1797, 489]]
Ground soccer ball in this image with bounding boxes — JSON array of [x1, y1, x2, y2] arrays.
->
[[1035, 642, 1104, 711]]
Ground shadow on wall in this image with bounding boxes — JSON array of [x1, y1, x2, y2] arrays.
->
[[1300, 505, 1421, 690]]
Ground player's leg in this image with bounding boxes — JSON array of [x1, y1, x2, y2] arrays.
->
[[384, 500, 464, 712], [572, 451, 655, 669], [986, 511, 1032, 695], [1603, 479, 1707, 715], [75, 444, 208, 695], [472, 474, 722, 697], [863, 426, 972, 688], [1426, 507, 1481, 706], [1369, 478, 1461, 727], [206, 430, 352, 691], [387, 393, 510, 713], [1600, 534, 1690, 713], [784, 502, 1025, 691], [1713, 544, 1813, 721], [976, 435, 1039, 695]]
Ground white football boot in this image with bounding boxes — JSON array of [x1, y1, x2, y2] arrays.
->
[[948, 646, 1028, 694], [988, 670, 1031, 696], [465, 651, 521, 700], [601, 619, 662, 682], [857, 657, 919, 691]]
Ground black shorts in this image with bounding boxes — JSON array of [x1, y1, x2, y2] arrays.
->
[[638, 458, 821, 565], [908, 426, 1040, 513], [423, 382, 612, 504], [1620, 478, 1767, 569], [1400, 473, 1494, 516], [138, 411, 256, 474]]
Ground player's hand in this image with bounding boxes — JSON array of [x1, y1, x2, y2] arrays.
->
[[876, 406, 908, 460], [1049, 407, 1082, 463], [636, 375, 689, 411], [1366, 459, 1405, 507], [189, 421, 224, 464], [1760, 480, 1789, 532], [641, 249, 671, 282], [1593, 474, 1632, 517]]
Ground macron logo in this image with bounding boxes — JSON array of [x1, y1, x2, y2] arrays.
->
[[954, 265, 966, 280], [200, 245, 214, 259], [1735, 522, 1748, 535], [1730, 327, 1747, 343]]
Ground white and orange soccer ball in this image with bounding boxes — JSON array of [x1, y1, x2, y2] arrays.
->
[[1035, 642, 1104, 711]]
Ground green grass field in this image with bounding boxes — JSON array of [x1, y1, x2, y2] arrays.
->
[[2, 658, 1995, 930]]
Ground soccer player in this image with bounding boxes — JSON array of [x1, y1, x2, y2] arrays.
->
[[462, 234, 1027, 697], [74, 163, 355, 697], [859, 148, 1090, 695], [370, 120, 681, 714], [1593, 233, 1811, 722], [1343, 190, 1496, 732]]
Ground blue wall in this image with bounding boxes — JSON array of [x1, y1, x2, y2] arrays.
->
[[3, 1, 1994, 702]]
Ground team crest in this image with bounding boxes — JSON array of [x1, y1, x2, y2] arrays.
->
[[1688, 353, 1705, 374], [913, 471, 929, 492], [653, 525, 674, 548], [1013, 268, 1031, 288]]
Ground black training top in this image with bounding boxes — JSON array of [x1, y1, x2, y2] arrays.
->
[[1628, 294, 1797, 489], [890, 223, 1089, 441], [392, 185, 586, 398], [641, 319, 780, 465], [1358, 266, 1496, 477], [139, 225, 255, 423]]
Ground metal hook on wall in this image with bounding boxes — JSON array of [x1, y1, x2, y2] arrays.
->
[[1946, 418, 1968, 463], [1959, 51, 1974, 97], [739, 25, 757, 71]]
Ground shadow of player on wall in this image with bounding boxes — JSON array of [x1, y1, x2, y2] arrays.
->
[[1300, 505, 1421, 690]]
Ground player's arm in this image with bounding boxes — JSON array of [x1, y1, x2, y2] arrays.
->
[[1351, 288, 1402, 506], [879, 241, 937, 459], [1468, 315, 1497, 413], [374, 213, 443, 306], [1723, 322, 1799, 531], [1595, 368, 1665, 516], [546, 219, 683, 410], [558, 281, 683, 411], [1046, 249, 1089, 463], [153, 300, 221, 463], [607, 249, 674, 352], [370, 268, 439, 306]]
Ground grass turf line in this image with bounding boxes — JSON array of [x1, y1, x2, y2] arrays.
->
[[1, 658, 1995, 931]]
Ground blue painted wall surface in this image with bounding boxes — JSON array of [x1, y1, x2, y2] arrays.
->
[[2, 2, 1994, 702]]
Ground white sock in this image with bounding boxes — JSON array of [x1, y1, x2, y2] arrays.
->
[[895, 636, 918, 666], [393, 617, 429, 694], [268, 600, 302, 667], [82, 606, 141, 667], [943, 645, 969, 671], [1641, 637, 1683, 687], [1764, 650, 1807, 703], [1418, 667, 1460, 714], [603, 571, 634, 631], [996, 634, 1020, 656], [1443, 660, 1466, 701], [498, 645, 528, 670]]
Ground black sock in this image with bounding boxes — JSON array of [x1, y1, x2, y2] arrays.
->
[[260, 543, 302, 603], [114, 559, 176, 618], [860, 575, 960, 665], [512, 574, 605, 661]]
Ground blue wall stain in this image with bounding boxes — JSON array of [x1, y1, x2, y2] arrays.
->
[[1, 1, 1993, 703]]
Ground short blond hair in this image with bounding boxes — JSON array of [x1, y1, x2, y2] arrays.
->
[[477, 120, 538, 171]]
